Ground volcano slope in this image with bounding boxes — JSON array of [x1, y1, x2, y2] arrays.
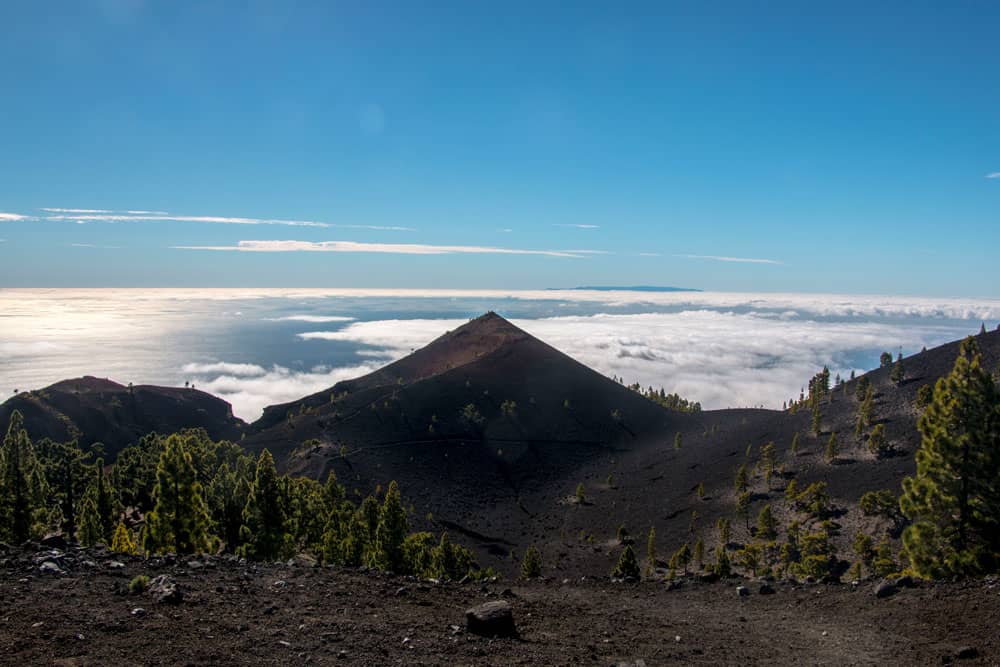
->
[[242, 314, 1000, 578], [0, 376, 244, 460]]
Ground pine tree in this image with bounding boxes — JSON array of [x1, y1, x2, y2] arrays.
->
[[790, 433, 800, 456], [880, 351, 893, 368], [669, 543, 692, 575], [693, 535, 705, 569], [810, 399, 822, 436], [890, 352, 905, 386], [716, 517, 731, 545], [0, 411, 46, 543], [673, 433, 682, 450], [611, 544, 640, 579], [575, 483, 586, 504], [238, 449, 291, 561], [520, 544, 542, 579], [696, 482, 705, 499], [371, 480, 409, 572], [110, 521, 137, 554], [84, 458, 120, 543], [868, 423, 889, 458], [736, 491, 752, 532], [734, 464, 749, 493], [900, 338, 1000, 577], [645, 527, 656, 575], [714, 545, 732, 577], [77, 496, 103, 547], [756, 504, 777, 539], [825, 433, 839, 463], [144, 434, 212, 555]]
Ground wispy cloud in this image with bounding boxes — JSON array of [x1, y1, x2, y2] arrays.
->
[[42, 208, 114, 213], [987, 172, 1000, 179], [678, 254, 781, 265], [499, 228, 513, 233], [172, 239, 594, 258], [70, 243, 122, 249], [638, 252, 661, 257], [41, 209, 415, 231], [267, 315, 355, 323], [555, 223, 600, 229], [0, 212, 31, 221]]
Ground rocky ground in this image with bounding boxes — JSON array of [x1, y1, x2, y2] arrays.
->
[[1, 543, 998, 666]]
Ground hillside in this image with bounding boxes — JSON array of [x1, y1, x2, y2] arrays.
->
[[3, 317, 999, 579], [0, 376, 244, 459]]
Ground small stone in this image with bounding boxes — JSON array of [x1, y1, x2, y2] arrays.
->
[[736, 585, 750, 597], [758, 583, 776, 595], [40, 533, 68, 550], [395, 586, 409, 597], [39, 561, 64, 575], [955, 646, 978, 660], [108, 561, 125, 569], [131, 608, 145, 617], [674, 635, 681, 643], [822, 631, 828, 637], [278, 640, 291, 647]]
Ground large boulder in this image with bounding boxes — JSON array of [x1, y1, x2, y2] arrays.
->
[[148, 575, 183, 604], [465, 600, 517, 638]]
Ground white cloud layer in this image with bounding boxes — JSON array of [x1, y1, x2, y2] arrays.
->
[[174, 240, 593, 258], [184, 362, 382, 420], [0, 212, 31, 221]]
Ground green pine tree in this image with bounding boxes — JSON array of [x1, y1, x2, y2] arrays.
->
[[900, 338, 1000, 577], [890, 352, 905, 385], [756, 504, 777, 539], [110, 521, 137, 554], [0, 411, 46, 543], [645, 526, 656, 575], [611, 544, 641, 579], [825, 433, 839, 463], [238, 449, 291, 561], [77, 495, 103, 547], [790, 433, 800, 456], [693, 535, 705, 569], [520, 544, 542, 579], [674, 432, 682, 450], [144, 434, 212, 555], [371, 480, 409, 572]]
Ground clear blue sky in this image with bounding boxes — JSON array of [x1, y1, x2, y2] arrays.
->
[[1, 1, 997, 294]]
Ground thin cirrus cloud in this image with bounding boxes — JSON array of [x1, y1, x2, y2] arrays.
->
[[555, 223, 600, 229], [0, 212, 31, 221], [987, 172, 1000, 179], [70, 243, 122, 249], [40, 208, 415, 231], [172, 239, 598, 258], [679, 254, 781, 265]]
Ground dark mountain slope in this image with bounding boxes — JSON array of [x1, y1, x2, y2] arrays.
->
[[0, 376, 244, 458]]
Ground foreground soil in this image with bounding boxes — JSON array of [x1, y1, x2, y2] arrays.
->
[[2, 548, 998, 666]]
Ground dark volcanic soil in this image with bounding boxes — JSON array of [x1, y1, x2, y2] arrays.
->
[[2, 547, 998, 666]]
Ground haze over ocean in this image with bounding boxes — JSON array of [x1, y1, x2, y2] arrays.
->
[[2, 288, 996, 421]]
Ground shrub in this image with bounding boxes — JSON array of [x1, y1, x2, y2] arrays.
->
[[129, 575, 150, 594], [611, 545, 641, 579]]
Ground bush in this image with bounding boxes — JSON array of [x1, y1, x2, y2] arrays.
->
[[129, 575, 150, 594], [611, 545, 640, 579]]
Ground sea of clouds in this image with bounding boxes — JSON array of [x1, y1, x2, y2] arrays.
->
[[1, 288, 996, 421]]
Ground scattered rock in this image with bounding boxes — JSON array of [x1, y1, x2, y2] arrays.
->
[[148, 575, 183, 604], [874, 580, 897, 599], [395, 586, 409, 597], [465, 600, 517, 638], [40, 533, 68, 550], [893, 575, 914, 588], [698, 572, 720, 583], [736, 585, 750, 597], [130, 608, 145, 617], [108, 561, 125, 570], [758, 583, 776, 595], [39, 561, 64, 575], [955, 646, 978, 660]]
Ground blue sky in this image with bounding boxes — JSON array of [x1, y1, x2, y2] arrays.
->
[[0, 1, 997, 294]]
